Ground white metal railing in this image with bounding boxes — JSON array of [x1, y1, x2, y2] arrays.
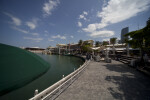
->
[[29, 60, 90, 100]]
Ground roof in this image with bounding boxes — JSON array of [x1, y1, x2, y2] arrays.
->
[[106, 43, 126, 47], [104, 47, 139, 51], [91, 47, 100, 50], [56, 44, 67, 46]]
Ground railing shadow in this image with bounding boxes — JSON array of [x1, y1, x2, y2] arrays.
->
[[104, 63, 150, 100]]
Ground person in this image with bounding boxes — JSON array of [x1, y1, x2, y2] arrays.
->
[[90, 53, 93, 60], [86, 53, 90, 60], [143, 53, 148, 63], [96, 54, 100, 62], [144, 53, 149, 67]]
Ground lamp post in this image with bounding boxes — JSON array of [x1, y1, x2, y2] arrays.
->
[[127, 43, 129, 56]]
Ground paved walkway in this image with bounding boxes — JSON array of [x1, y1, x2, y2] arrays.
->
[[56, 60, 150, 100]]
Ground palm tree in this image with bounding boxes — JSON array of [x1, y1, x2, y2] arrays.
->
[[78, 40, 83, 54], [102, 41, 109, 45], [110, 38, 117, 55], [95, 41, 100, 47]]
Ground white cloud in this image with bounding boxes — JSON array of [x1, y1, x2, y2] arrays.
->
[[52, 35, 66, 40], [83, 11, 88, 15], [48, 38, 54, 41], [102, 38, 110, 41], [78, 21, 82, 27], [26, 18, 38, 30], [24, 37, 43, 42], [79, 15, 86, 20], [70, 36, 74, 38], [79, 11, 88, 20], [4, 12, 21, 26], [82, 24, 97, 32], [82, 0, 150, 38], [97, 0, 150, 27], [89, 30, 114, 38], [45, 30, 48, 33], [26, 22, 36, 29], [12, 27, 39, 36], [82, 23, 107, 32], [43, 0, 60, 17], [12, 27, 28, 34], [31, 33, 39, 36]]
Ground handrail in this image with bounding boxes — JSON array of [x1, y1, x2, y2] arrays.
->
[[29, 60, 90, 100]]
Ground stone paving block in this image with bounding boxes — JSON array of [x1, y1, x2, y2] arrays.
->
[[56, 60, 150, 100]]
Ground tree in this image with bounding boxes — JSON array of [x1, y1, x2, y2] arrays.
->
[[110, 38, 117, 45], [95, 41, 101, 47], [143, 17, 150, 49], [110, 38, 117, 55], [102, 41, 109, 45], [81, 45, 92, 53], [78, 40, 83, 53], [125, 17, 150, 60]]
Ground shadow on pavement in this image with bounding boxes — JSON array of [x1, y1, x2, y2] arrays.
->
[[104, 62, 150, 100]]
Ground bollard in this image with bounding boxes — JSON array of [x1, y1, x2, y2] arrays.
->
[[34, 89, 38, 96], [62, 75, 64, 78]]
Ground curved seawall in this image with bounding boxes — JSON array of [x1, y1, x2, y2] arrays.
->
[[0, 43, 50, 96], [0, 51, 84, 100]]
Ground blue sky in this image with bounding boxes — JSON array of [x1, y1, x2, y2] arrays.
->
[[0, 0, 150, 48]]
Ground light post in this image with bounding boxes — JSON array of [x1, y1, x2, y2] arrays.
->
[[127, 43, 129, 56]]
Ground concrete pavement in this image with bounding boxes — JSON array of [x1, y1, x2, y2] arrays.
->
[[56, 60, 150, 100]]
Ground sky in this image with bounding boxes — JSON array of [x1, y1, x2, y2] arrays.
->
[[0, 0, 150, 48]]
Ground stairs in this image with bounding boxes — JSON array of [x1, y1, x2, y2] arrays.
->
[[117, 55, 150, 77], [118, 55, 137, 65]]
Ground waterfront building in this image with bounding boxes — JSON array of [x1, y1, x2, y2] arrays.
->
[[121, 27, 129, 43], [47, 47, 58, 54], [117, 40, 121, 44], [56, 44, 67, 54], [25, 47, 45, 53], [67, 43, 80, 54], [83, 40, 94, 46]]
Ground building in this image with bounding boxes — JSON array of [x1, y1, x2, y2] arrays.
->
[[56, 44, 67, 54], [25, 47, 45, 53], [46, 40, 94, 55], [117, 40, 121, 44], [104, 44, 127, 55], [83, 40, 94, 46], [46, 47, 58, 54], [121, 27, 129, 43]]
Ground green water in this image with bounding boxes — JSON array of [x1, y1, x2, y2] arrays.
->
[[0, 43, 50, 96], [0, 54, 84, 100]]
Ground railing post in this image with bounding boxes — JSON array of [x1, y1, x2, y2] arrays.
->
[[34, 89, 38, 96], [62, 75, 64, 79], [71, 76, 73, 83]]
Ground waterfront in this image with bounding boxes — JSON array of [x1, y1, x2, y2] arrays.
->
[[56, 60, 150, 100], [0, 54, 84, 100]]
